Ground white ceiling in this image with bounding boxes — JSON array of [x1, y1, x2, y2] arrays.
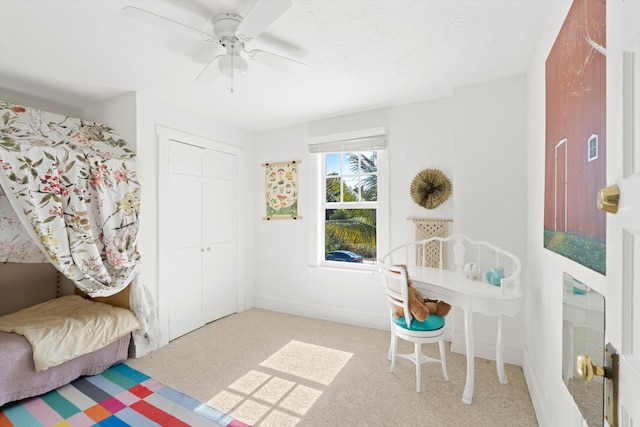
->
[[0, 0, 555, 132]]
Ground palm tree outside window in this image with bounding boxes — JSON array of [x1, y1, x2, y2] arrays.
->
[[323, 151, 378, 263]]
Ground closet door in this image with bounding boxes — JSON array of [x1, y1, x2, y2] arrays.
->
[[202, 149, 237, 323], [166, 139, 239, 341], [168, 141, 205, 340]]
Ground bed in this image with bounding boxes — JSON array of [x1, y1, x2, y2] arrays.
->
[[0, 286, 140, 407], [0, 101, 156, 407]]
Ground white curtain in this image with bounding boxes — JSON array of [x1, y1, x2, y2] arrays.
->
[[0, 101, 158, 346]]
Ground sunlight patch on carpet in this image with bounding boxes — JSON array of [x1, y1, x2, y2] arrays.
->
[[208, 390, 247, 413], [253, 377, 297, 404], [229, 370, 272, 395], [206, 340, 352, 426], [228, 399, 272, 426], [259, 340, 353, 385], [278, 384, 322, 415]]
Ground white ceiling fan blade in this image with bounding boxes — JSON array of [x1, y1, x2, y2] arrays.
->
[[191, 43, 224, 65], [236, 0, 291, 40], [195, 55, 222, 82], [123, 6, 214, 41], [249, 49, 307, 74], [253, 33, 308, 59]]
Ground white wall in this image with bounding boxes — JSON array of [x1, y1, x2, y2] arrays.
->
[[451, 75, 528, 363], [523, 1, 606, 426], [82, 92, 137, 149], [389, 99, 455, 247], [252, 86, 527, 364], [452, 75, 527, 255], [250, 109, 393, 330], [0, 90, 80, 117]]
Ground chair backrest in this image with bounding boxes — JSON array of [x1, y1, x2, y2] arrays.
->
[[379, 263, 415, 327]]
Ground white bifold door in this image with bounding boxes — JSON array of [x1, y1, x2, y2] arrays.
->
[[168, 140, 237, 340]]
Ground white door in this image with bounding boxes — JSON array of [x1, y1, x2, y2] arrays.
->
[[166, 139, 239, 341], [168, 141, 205, 340], [606, 1, 640, 424], [202, 149, 237, 323], [158, 127, 242, 346]]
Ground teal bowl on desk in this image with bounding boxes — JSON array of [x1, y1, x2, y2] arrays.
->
[[486, 268, 505, 286]]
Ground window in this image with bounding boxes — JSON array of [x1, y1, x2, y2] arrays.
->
[[308, 128, 388, 269], [588, 134, 598, 162], [323, 151, 378, 263]]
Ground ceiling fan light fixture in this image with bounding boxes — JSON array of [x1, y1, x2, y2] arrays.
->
[[124, 0, 304, 83], [218, 53, 248, 79]]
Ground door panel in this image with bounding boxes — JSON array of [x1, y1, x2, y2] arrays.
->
[[204, 181, 235, 244], [169, 247, 204, 339], [168, 141, 204, 341], [171, 173, 203, 250], [607, 1, 640, 424], [170, 142, 203, 176], [204, 150, 236, 244], [202, 150, 237, 323], [203, 243, 236, 323], [205, 149, 235, 180]]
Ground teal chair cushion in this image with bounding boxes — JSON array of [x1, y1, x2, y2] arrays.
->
[[393, 314, 445, 331]]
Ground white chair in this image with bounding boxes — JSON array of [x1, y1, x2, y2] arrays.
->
[[379, 262, 449, 393]]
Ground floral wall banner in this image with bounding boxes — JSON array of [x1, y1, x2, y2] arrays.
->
[[263, 160, 300, 220]]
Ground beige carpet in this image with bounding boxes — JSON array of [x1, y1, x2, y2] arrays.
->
[[126, 308, 539, 427]]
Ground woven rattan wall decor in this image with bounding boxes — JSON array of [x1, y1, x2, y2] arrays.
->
[[410, 168, 452, 209]]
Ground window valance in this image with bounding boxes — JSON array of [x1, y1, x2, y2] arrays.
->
[[307, 127, 387, 153]]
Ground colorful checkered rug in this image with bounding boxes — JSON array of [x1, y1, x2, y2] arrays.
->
[[0, 363, 250, 426]]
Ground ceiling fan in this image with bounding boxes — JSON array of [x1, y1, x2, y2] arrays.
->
[[123, 0, 307, 84]]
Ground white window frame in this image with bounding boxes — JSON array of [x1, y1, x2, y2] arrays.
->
[[587, 134, 598, 162], [308, 128, 389, 272]]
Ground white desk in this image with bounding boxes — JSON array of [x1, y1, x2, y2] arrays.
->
[[407, 266, 523, 404]]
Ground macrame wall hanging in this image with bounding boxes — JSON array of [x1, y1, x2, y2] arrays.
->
[[410, 168, 452, 209]]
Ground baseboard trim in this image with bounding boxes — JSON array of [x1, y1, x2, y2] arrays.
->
[[450, 337, 523, 365], [254, 295, 389, 330], [522, 344, 554, 427]]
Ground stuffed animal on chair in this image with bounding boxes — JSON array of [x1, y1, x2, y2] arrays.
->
[[393, 265, 452, 321]]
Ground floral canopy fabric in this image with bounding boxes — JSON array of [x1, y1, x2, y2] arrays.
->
[[0, 101, 157, 345], [0, 184, 48, 263]]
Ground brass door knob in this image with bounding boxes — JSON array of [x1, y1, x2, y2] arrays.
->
[[597, 184, 620, 213], [576, 354, 609, 382]]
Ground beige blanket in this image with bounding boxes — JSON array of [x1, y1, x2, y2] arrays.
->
[[0, 295, 140, 371]]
